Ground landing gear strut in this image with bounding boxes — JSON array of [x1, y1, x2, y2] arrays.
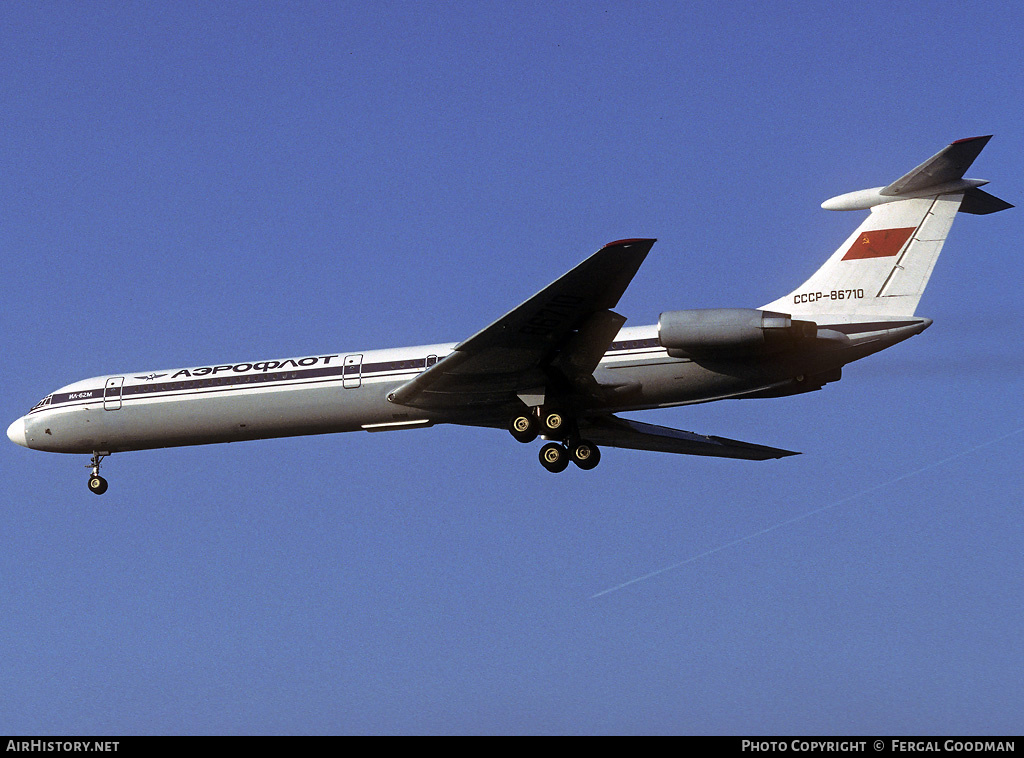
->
[[87, 452, 109, 495]]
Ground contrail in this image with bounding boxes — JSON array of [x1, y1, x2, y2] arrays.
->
[[590, 425, 1024, 599]]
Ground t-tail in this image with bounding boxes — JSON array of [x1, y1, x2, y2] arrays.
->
[[761, 136, 1012, 322]]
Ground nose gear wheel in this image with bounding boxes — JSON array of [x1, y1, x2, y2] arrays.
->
[[86, 452, 110, 495]]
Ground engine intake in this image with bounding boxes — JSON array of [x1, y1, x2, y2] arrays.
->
[[658, 308, 816, 358]]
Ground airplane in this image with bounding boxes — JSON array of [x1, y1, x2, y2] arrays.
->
[[7, 137, 1012, 494]]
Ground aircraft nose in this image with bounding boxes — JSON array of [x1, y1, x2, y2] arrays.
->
[[7, 418, 27, 448]]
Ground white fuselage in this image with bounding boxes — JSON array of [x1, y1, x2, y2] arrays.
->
[[7, 318, 925, 458], [8, 325, 666, 454]]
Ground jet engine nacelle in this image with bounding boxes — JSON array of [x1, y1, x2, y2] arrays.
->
[[657, 308, 816, 358]]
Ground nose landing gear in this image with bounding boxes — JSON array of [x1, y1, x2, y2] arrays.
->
[[87, 452, 110, 495]]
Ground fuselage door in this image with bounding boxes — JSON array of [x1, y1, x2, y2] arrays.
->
[[343, 354, 363, 389], [103, 376, 125, 410]]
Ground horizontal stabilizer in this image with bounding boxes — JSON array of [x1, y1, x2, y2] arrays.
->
[[881, 135, 992, 195], [577, 415, 799, 460], [961, 187, 1014, 215], [821, 136, 1011, 212]]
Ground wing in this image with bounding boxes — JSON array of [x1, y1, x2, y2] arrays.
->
[[578, 415, 799, 460], [388, 239, 656, 409]]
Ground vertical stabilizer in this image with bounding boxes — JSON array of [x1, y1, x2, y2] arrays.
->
[[762, 137, 1010, 322]]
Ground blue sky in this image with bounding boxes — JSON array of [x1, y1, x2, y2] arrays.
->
[[2, 1, 1022, 735]]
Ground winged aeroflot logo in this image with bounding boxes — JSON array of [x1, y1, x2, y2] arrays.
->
[[134, 373, 167, 382]]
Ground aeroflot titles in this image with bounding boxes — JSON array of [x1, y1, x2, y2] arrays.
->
[[169, 355, 342, 379]]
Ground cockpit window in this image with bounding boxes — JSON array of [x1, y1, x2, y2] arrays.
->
[[30, 395, 53, 412]]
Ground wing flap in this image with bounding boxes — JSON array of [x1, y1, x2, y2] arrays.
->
[[549, 309, 628, 384], [578, 415, 799, 460]]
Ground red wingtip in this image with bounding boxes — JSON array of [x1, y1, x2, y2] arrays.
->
[[603, 238, 657, 248]]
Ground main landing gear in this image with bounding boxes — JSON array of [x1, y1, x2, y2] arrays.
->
[[508, 409, 601, 473], [538, 438, 601, 473], [87, 452, 109, 495]]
